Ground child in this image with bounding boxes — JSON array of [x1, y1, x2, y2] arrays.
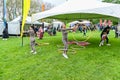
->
[[37, 26, 44, 39], [99, 32, 107, 46], [99, 26, 111, 46], [61, 24, 73, 59], [25, 26, 37, 54]]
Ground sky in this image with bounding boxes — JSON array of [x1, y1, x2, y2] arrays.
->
[[43, 0, 102, 6]]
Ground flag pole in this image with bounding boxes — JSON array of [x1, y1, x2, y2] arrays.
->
[[21, 0, 30, 46], [21, 0, 23, 46], [3, 0, 6, 28], [3, 0, 4, 21]]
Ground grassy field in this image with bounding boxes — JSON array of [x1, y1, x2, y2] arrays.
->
[[0, 30, 120, 80]]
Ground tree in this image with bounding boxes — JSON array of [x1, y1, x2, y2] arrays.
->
[[0, 0, 3, 19], [102, 0, 120, 4], [29, 0, 42, 15], [6, 0, 41, 21], [6, 0, 42, 20], [0, 0, 54, 21], [29, 1, 54, 16], [44, 2, 54, 11], [6, 0, 22, 21]]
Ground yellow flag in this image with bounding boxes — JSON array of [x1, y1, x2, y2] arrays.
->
[[21, 0, 30, 37]]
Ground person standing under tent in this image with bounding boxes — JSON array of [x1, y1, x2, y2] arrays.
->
[[52, 27, 56, 36], [24, 26, 37, 54], [47, 25, 53, 36], [115, 25, 119, 38], [61, 24, 73, 59], [37, 26, 44, 39], [78, 24, 83, 33], [34, 26, 39, 34], [82, 24, 87, 36]]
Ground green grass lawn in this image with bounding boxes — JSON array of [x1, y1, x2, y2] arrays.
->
[[0, 30, 120, 80]]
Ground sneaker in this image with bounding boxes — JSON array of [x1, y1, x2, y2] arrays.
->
[[62, 53, 68, 59], [99, 44, 101, 47], [30, 50, 34, 53], [99, 42, 104, 47], [106, 44, 111, 46], [101, 42, 104, 45], [33, 51, 37, 54], [99, 43, 102, 47]]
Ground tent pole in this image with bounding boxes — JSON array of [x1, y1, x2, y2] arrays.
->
[[118, 18, 120, 24]]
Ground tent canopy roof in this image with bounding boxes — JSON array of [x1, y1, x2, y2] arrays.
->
[[32, 0, 120, 22], [10, 16, 41, 24]]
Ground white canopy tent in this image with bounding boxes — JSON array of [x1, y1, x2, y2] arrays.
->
[[32, 0, 120, 22], [0, 19, 3, 22], [0, 22, 4, 35], [10, 16, 21, 22], [10, 16, 41, 24], [43, 22, 50, 27], [78, 20, 91, 24], [52, 21, 63, 29]]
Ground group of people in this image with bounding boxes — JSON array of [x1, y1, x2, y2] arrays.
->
[[24, 25, 57, 55], [1, 21, 111, 59], [24, 22, 112, 59], [24, 24, 73, 58], [47, 25, 57, 36], [61, 23, 112, 59]]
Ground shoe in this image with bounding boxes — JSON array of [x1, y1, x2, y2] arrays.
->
[[33, 51, 37, 54], [62, 53, 68, 59], [99, 43, 102, 47], [106, 44, 111, 46], [101, 43, 104, 45], [99, 44, 101, 47], [99, 42, 104, 47], [31, 50, 34, 53]]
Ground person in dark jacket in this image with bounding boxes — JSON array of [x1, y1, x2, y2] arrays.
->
[[52, 27, 56, 36], [2, 23, 9, 40], [100, 26, 111, 46], [115, 26, 118, 38]]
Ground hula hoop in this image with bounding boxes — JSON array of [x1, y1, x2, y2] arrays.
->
[[71, 27, 92, 42], [57, 45, 85, 54], [36, 42, 49, 46]]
